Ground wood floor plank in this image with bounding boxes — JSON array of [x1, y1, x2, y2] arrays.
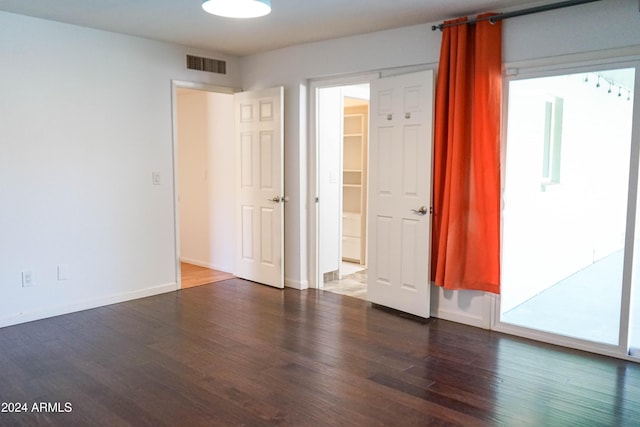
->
[[0, 278, 639, 426], [180, 262, 234, 289]]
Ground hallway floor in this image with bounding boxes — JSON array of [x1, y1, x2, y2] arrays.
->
[[181, 262, 234, 289], [323, 262, 367, 300]]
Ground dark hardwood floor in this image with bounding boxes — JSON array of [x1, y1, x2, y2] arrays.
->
[[1, 278, 639, 426]]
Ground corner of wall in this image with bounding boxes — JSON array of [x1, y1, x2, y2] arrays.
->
[[0, 282, 178, 329], [285, 278, 309, 290]]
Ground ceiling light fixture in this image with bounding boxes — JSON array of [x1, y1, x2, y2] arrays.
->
[[202, 0, 271, 18]]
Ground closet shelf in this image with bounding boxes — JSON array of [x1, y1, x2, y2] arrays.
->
[[342, 105, 368, 265]]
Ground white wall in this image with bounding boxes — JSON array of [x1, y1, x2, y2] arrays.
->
[[240, 0, 640, 327], [203, 92, 236, 272], [0, 11, 240, 327], [3, 0, 640, 329], [317, 87, 343, 277], [177, 90, 234, 273], [178, 90, 210, 265]]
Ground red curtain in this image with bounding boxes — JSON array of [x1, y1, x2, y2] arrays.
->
[[431, 15, 502, 294]]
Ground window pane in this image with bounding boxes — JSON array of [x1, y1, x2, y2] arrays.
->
[[502, 68, 635, 346]]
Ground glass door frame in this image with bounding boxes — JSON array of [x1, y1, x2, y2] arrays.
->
[[492, 54, 640, 362]]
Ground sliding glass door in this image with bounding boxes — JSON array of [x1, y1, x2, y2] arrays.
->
[[630, 180, 640, 356], [501, 63, 639, 357]]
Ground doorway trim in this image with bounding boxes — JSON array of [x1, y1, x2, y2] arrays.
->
[[170, 80, 240, 289], [308, 73, 377, 290]]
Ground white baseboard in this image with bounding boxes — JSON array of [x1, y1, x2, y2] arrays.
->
[[431, 308, 488, 329], [0, 282, 178, 329], [285, 278, 309, 290]]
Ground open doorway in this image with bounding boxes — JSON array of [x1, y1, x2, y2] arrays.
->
[[316, 83, 370, 299], [174, 86, 236, 288], [173, 83, 285, 289]]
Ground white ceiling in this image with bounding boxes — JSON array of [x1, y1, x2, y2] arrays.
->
[[0, 0, 554, 56]]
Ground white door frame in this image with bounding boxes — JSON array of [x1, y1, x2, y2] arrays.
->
[[308, 73, 377, 290], [308, 69, 436, 290], [170, 80, 240, 289], [492, 54, 640, 362]]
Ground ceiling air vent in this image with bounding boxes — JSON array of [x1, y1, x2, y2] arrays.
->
[[186, 54, 227, 74]]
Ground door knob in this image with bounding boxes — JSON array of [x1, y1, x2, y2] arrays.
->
[[411, 206, 428, 215], [268, 196, 282, 203]]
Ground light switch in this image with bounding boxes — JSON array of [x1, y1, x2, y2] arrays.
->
[[58, 264, 69, 281], [152, 172, 161, 185], [22, 271, 33, 287]]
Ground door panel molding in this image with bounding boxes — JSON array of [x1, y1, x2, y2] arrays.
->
[[367, 70, 435, 318], [234, 86, 285, 288]]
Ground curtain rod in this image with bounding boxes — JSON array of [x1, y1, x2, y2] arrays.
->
[[431, 0, 603, 31]]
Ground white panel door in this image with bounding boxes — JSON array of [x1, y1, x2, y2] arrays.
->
[[235, 87, 284, 288], [367, 70, 434, 318]]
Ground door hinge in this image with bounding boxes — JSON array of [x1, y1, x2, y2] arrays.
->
[[315, 197, 319, 203]]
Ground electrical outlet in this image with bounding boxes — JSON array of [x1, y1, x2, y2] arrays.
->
[[22, 271, 33, 287]]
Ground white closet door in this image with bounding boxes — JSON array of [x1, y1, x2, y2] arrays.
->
[[235, 87, 285, 288], [367, 70, 434, 318]]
